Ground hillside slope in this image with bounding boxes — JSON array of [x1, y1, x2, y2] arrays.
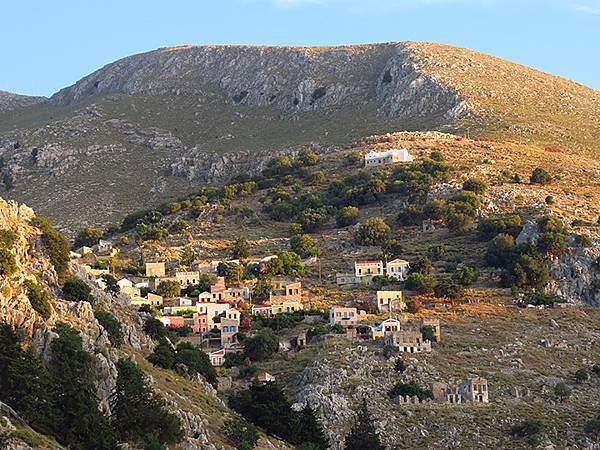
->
[[0, 90, 45, 113], [0, 42, 598, 232]]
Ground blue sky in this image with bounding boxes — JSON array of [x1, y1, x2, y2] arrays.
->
[[2, 0, 599, 96]]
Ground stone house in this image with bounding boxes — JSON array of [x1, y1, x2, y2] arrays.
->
[[196, 303, 231, 328], [335, 272, 361, 286], [256, 371, 275, 383], [270, 278, 302, 303], [251, 304, 273, 315], [376, 290, 405, 312], [145, 262, 166, 278], [271, 300, 304, 314], [420, 318, 442, 342], [384, 330, 432, 353], [459, 378, 489, 403], [393, 395, 429, 405], [364, 148, 414, 167], [219, 317, 239, 347], [175, 271, 201, 287], [386, 259, 410, 280], [330, 306, 358, 326]]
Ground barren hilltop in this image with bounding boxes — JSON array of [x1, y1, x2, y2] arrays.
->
[[0, 42, 598, 231]]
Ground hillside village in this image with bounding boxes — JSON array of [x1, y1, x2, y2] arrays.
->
[[2, 131, 591, 448]]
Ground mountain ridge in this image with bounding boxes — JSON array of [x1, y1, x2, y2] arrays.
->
[[0, 41, 598, 232]]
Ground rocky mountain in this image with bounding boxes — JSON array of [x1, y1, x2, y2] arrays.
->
[[0, 90, 45, 113], [0, 42, 598, 233]]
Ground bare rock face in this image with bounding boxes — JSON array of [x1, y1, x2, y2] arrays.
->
[[51, 43, 469, 120], [550, 242, 600, 306]]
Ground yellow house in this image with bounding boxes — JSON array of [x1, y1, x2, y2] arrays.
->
[[354, 260, 383, 280], [146, 262, 166, 277], [376, 290, 405, 312], [386, 259, 410, 280]]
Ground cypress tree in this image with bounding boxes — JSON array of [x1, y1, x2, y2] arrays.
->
[[110, 358, 183, 446], [343, 399, 384, 450], [297, 403, 329, 449], [0, 324, 58, 434], [49, 323, 117, 450]]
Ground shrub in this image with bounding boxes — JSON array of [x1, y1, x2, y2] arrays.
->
[[0, 247, 17, 276], [452, 266, 478, 286], [310, 170, 326, 184], [94, 311, 124, 347], [24, 280, 52, 319], [394, 359, 407, 372], [530, 167, 552, 185], [298, 207, 329, 233], [434, 281, 464, 300], [478, 214, 523, 240], [297, 149, 319, 166], [510, 419, 545, 445], [485, 233, 516, 267], [336, 206, 360, 228], [388, 381, 432, 400], [545, 195, 555, 205], [554, 382, 571, 402], [224, 351, 247, 368], [584, 416, 600, 439], [462, 178, 487, 195], [405, 273, 435, 294], [30, 217, 70, 280], [406, 298, 423, 314], [147, 341, 176, 369], [575, 369, 589, 383], [62, 277, 92, 302], [73, 226, 104, 248], [231, 236, 250, 259], [355, 217, 391, 247], [222, 418, 259, 450], [0, 229, 17, 248]]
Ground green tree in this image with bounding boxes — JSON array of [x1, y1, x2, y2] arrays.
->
[[232, 236, 250, 259], [485, 233, 516, 267], [110, 358, 183, 446], [278, 251, 305, 276], [218, 262, 244, 283], [62, 277, 92, 302], [143, 317, 168, 340], [290, 234, 320, 259], [147, 341, 176, 369], [221, 417, 260, 450], [174, 342, 217, 385], [336, 206, 360, 228], [252, 277, 272, 303], [298, 207, 329, 233], [102, 274, 120, 294], [49, 323, 117, 449], [229, 382, 296, 443], [404, 273, 435, 294], [244, 328, 279, 361], [388, 381, 433, 400], [410, 256, 432, 275], [297, 404, 328, 450], [343, 399, 384, 450], [530, 167, 552, 185], [74, 226, 104, 248], [0, 324, 58, 435], [452, 266, 478, 286], [157, 280, 181, 298], [510, 419, 545, 446], [94, 311, 124, 347], [354, 217, 391, 247]]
